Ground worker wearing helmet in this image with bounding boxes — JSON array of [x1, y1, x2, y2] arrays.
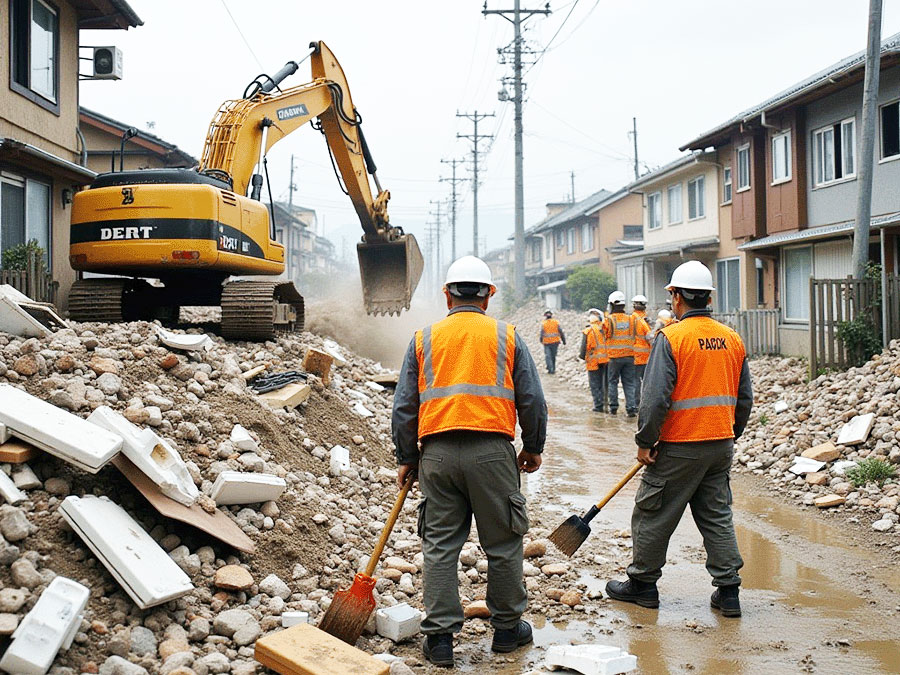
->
[[606, 260, 752, 618], [657, 308, 675, 327], [603, 290, 649, 417], [631, 295, 650, 325], [579, 308, 608, 412], [392, 256, 548, 666], [540, 310, 566, 374], [630, 295, 653, 408]]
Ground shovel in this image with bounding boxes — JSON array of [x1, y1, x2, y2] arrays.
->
[[318, 472, 415, 644], [548, 462, 642, 557]]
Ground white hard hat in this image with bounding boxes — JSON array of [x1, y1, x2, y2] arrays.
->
[[631, 294, 648, 304], [444, 256, 494, 296], [608, 290, 626, 304], [657, 309, 672, 319], [665, 260, 715, 292], [587, 307, 603, 320]]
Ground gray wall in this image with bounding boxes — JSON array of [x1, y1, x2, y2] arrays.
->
[[805, 65, 900, 227]]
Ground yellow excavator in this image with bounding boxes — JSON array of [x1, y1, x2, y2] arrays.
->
[[69, 41, 423, 340]]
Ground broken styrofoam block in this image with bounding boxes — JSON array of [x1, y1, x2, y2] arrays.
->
[[322, 339, 349, 366], [832, 460, 859, 476], [230, 424, 259, 452], [773, 400, 788, 413], [375, 602, 423, 642], [789, 457, 826, 475], [12, 463, 41, 490], [353, 401, 374, 418], [545, 644, 637, 675], [0, 470, 26, 505], [87, 406, 198, 506], [0, 284, 66, 338], [0, 384, 121, 473], [836, 413, 875, 446], [156, 326, 212, 352], [281, 611, 309, 628], [59, 495, 193, 609], [365, 380, 386, 392], [0, 576, 90, 675], [329, 445, 350, 476], [209, 471, 286, 506], [255, 623, 389, 675]]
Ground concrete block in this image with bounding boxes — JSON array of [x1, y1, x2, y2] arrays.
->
[[832, 460, 859, 476], [353, 401, 374, 418], [329, 445, 350, 476], [156, 326, 212, 352], [375, 603, 422, 642], [788, 457, 825, 475], [255, 623, 389, 675], [801, 441, 840, 463], [259, 382, 311, 409], [230, 424, 259, 452], [773, 400, 788, 413], [12, 463, 41, 490], [0, 469, 26, 505], [302, 348, 334, 386], [0, 437, 40, 463], [836, 413, 875, 446], [365, 381, 386, 392], [0, 384, 121, 473], [59, 495, 193, 609], [0, 284, 66, 338], [322, 339, 348, 366], [280, 611, 309, 628], [87, 406, 198, 506], [545, 644, 637, 675], [814, 494, 846, 509], [210, 471, 286, 505], [0, 576, 90, 675]]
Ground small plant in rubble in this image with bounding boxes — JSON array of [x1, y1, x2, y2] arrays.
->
[[845, 457, 897, 488]]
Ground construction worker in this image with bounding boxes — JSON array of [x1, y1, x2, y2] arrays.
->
[[606, 260, 752, 617], [579, 308, 608, 412], [656, 308, 675, 328], [603, 291, 650, 417], [631, 295, 651, 326], [392, 255, 548, 667], [632, 295, 653, 408], [540, 310, 566, 374]]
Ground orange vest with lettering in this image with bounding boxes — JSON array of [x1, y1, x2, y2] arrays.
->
[[415, 311, 516, 440], [633, 318, 652, 366], [582, 322, 608, 370], [605, 312, 636, 359], [658, 316, 746, 443], [541, 318, 562, 344]]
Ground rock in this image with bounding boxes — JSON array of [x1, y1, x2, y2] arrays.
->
[[89, 356, 120, 375], [814, 494, 846, 508], [875, 495, 899, 510], [160, 653, 195, 675], [352, 435, 365, 445], [459, 548, 478, 567], [44, 477, 71, 496], [159, 354, 179, 370], [802, 442, 840, 463], [805, 472, 828, 486], [463, 600, 491, 618], [524, 539, 548, 558], [559, 590, 582, 607], [541, 562, 568, 576], [328, 523, 346, 545], [0, 588, 28, 613], [0, 613, 19, 635], [0, 508, 35, 542], [56, 354, 76, 372], [390, 662, 416, 675], [398, 573, 416, 595], [214, 565, 254, 591], [213, 608, 260, 641], [545, 588, 565, 600], [384, 556, 417, 575], [188, 617, 210, 641], [259, 573, 290, 599], [872, 519, 894, 532], [12, 354, 41, 376], [11, 558, 42, 588], [198, 652, 231, 674], [130, 625, 158, 656], [99, 656, 149, 675], [96, 372, 122, 395]]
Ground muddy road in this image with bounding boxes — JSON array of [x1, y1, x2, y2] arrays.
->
[[409, 373, 900, 674]]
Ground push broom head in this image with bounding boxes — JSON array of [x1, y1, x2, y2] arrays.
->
[[548, 510, 596, 557], [318, 573, 377, 645]]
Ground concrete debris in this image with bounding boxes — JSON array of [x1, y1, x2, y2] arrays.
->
[[0, 576, 89, 675], [545, 644, 638, 674], [375, 602, 422, 642], [801, 441, 840, 463], [11, 462, 41, 489], [281, 611, 309, 627], [209, 470, 286, 505], [0, 284, 66, 338], [329, 444, 350, 476], [59, 495, 194, 609], [871, 518, 894, 532], [773, 400, 789, 413], [322, 338, 349, 366], [302, 347, 334, 385], [88, 405, 198, 506], [832, 460, 859, 476], [789, 457, 826, 475], [254, 623, 390, 675], [0, 469, 26, 505], [353, 401, 375, 417], [156, 326, 213, 352], [230, 423, 259, 452], [836, 413, 876, 446], [366, 380, 386, 392]]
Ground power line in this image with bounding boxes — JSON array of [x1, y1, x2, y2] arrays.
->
[[440, 158, 468, 262], [457, 110, 495, 257], [218, 0, 264, 71], [526, 0, 578, 74]]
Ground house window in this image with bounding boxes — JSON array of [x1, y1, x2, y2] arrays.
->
[[667, 184, 682, 224], [783, 246, 812, 321], [581, 223, 594, 252], [722, 166, 732, 204], [647, 192, 661, 230], [755, 258, 766, 306], [813, 118, 856, 186], [0, 174, 51, 264], [555, 229, 564, 248], [880, 100, 899, 160], [687, 176, 705, 220], [566, 227, 575, 254], [716, 258, 740, 312], [772, 131, 791, 183], [544, 236, 551, 257], [622, 225, 642, 240], [10, 0, 59, 109], [530, 240, 542, 263], [736, 144, 751, 191]]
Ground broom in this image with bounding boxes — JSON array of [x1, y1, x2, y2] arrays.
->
[[548, 462, 642, 557], [319, 472, 415, 644]]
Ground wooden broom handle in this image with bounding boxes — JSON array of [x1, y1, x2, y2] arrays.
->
[[364, 473, 415, 577], [594, 463, 642, 510]]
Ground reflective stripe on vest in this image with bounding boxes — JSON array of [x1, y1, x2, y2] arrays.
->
[[606, 313, 635, 358], [658, 316, 746, 443], [541, 318, 561, 344], [583, 323, 608, 370], [416, 311, 517, 439]]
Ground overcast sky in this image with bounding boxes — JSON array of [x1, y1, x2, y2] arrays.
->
[[80, 0, 900, 267]]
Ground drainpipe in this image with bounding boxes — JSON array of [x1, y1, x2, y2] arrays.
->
[[75, 127, 87, 166], [759, 110, 779, 131]]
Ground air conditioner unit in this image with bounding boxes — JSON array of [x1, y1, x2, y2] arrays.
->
[[92, 47, 123, 80]]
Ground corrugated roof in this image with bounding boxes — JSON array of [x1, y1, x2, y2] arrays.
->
[[611, 237, 719, 262], [626, 151, 715, 191], [682, 32, 900, 151], [525, 189, 612, 235], [738, 212, 900, 250]]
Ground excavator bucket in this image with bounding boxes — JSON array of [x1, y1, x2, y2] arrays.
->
[[357, 233, 424, 315]]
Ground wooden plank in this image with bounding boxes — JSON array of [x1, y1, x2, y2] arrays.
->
[[825, 281, 835, 368], [809, 278, 817, 379], [259, 382, 311, 409], [0, 438, 41, 464], [817, 280, 826, 371], [254, 623, 390, 675]]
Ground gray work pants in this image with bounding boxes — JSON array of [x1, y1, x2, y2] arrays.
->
[[627, 439, 743, 587], [418, 432, 529, 634], [587, 366, 607, 411], [607, 357, 636, 413], [543, 343, 559, 373], [634, 363, 646, 408]]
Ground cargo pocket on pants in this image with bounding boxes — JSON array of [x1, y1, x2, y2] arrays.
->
[[634, 474, 666, 511], [417, 498, 427, 538], [508, 492, 530, 535], [725, 474, 733, 506]]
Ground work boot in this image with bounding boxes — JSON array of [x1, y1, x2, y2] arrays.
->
[[422, 633, 454, 667], [605, 577, 659, 608], [609, 409, 617, 415], [627, 411, 637, 418], [710, 585, 742, 617], [491, 620, 533, 653]]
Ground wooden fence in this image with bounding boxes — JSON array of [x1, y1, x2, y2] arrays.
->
[[809, 276, 881, 376], [885, 274, 900, 348], [0, 252, 58, 306], [711, 309, 780, 356]]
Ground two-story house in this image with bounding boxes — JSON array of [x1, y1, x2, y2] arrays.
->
[[0, 0, 141, 310]]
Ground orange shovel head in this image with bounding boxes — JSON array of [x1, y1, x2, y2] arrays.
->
[[318, 572, 377, 645]]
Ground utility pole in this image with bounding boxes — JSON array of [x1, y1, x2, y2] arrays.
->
[[457, 111, 494, 257], [570, 170, 576, 203], [628, 118, 639, 181], [288, 154, 297, 210], [484, 0, 551, 299], [429, 200, 443, 285], [440, 158, 467, 262], [853, 0, 883, 280]]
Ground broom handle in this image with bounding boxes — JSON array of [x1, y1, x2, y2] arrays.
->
[[594, 462, 642, 510], [364, 473, 415, 577]]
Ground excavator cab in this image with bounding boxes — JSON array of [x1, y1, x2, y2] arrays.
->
[[357, 232, 424, 315]]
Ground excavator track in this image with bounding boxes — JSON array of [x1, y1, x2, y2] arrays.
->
[[220, 280, 304, 341], [68, 279, 128, 323]]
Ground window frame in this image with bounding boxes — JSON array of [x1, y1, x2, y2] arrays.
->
[[736, 144, 751, 192], [8, 0, 61, 115], [715, 256, 741, 313], [782, 244, 813, 323], [647, 191, 662, 230], [566, 226, 575, 254], [722, 166, 732, 204], [555, 229, 564, 249], [879, 99, 900, 163], [0, 171, 52, 265], [666, 183, 682, 225], [687, 175, 705, 221], [580, 222, 594, 252], [812, 117, 857, 188], [771, 130, 792, 185]]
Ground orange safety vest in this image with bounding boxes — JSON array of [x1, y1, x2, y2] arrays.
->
[[541, 318, 562, 344], [633, 309, 647, 323], [605, 312, 637, 359], [415, 311, 517, 440], [658, 316, 746, 443], [582, 322, 608, 370], [633, 318, 652, 366]]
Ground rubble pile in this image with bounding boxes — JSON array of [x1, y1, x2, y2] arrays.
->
[[736, 347, 900, 538]]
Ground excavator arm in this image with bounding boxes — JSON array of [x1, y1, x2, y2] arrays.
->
[[198, 41, 423, 314]]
